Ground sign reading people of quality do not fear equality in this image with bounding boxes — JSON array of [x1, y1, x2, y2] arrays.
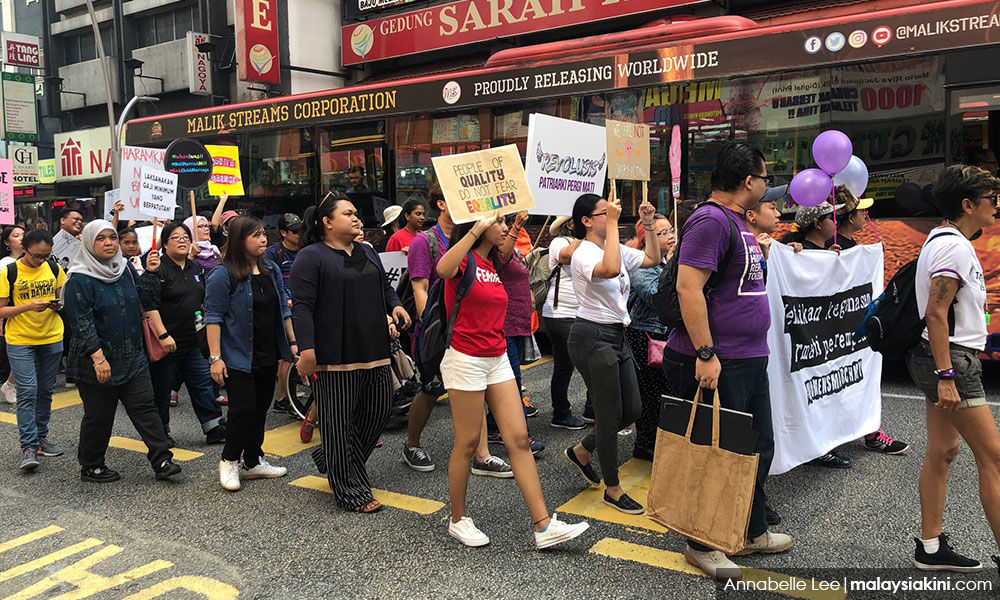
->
[[432, 145, 534, 224]]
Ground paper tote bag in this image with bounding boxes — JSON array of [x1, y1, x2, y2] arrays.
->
[[646, 388, 759, 555]]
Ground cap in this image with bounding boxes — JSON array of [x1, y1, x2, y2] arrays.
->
[[382, 205, 403, 227], [833, 184, 874, 214], [279, 213, 302, 231], [760, 185, 788, 204], [221, 210, 238, 225], [794, 202, 835, 228], [549, 216, 571, 237]]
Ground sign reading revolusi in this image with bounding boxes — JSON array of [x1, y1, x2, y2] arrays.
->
[[342, 0, 703, 66]]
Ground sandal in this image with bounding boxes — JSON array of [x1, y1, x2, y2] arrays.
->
[[300, 418, 317, 443], [353, 500, 382, 513]]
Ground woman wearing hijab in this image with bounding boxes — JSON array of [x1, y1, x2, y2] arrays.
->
[[183, 215, 222, 272], [63, 220, 181, 483]]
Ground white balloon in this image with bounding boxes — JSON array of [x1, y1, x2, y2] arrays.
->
[[833, 155, 869, 198]]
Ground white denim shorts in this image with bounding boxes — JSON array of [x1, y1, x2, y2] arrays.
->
[[439, 347, 514, 392]]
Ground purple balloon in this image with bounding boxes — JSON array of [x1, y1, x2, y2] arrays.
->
[[832, 155, 869, 198], [812, 130, 853, 175], [790, 169, 833, 208]]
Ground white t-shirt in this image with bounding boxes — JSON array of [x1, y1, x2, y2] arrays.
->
[[915, 226, 988, 350], [542, 236, 579, 320], [570, 240, 645, 326], [0, 256, 15, 271]]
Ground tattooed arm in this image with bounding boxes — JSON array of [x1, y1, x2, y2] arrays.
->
[[925, 275, 961, 411]]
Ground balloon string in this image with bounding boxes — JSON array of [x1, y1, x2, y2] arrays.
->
[[831, 178, 837, 248], [866, 213, 883, 242]]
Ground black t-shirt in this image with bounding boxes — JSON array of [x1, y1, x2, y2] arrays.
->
[[801, 240, 824, 250], [825, 236, 858, 250], [336, 244, 390, 365], [210, 228, 227, 250], [155, 257, 205, 352], [251, 273, 279, 368]]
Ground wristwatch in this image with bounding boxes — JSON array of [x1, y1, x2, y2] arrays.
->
[[209, 355, 223, 364], [696, 346, 716, 361]]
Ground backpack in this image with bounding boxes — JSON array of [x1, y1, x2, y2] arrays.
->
[[414, 252, 477, 380], [862, 230, 959, 359], [653, 202, 739, 329], [524, 238, 568, 313], [397, 229, 440, 319], [5, 259, 60, 306]]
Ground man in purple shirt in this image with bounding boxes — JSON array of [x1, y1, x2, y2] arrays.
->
[[663, 142, 792, 580], [403, 194, 510, 478]]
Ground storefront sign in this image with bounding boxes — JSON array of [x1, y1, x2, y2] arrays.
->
[[0, 159, 13, 225], [164, 138, 212, 189], [341, 0, 703, 66], [139, 167, 179, 221], [10, 144, 37, 186], [606, 119, 649, 181], [2, 73, 37, 142], [120, 145, 167, 221], [235, 0, 280, 85], [2, 32, 40, 68], [128, 1, 1000, 144], [38, 158, 55, 183], [206, 145, 244, 196], [55, 127, 112, 182], [344, 0, 421, 20], [186, 31, 213, 96], [524, 114, 606, 216], [433, 144, 534, 224]]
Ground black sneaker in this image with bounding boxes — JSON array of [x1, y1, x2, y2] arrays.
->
[[165, 434, 176, 449], [154, 459, 182, 480], [582, 407, 595, 424], [81, 465, 120, 483], [808, 450, 852, 469], [273, 398, 297, 417], [205, 425, 227, 445], [766, 505, 782, 526], [912, 533, 983, 573], [564, 446, 600, 487], [603, 491, 644, 515], [551, 415, 587, 430]]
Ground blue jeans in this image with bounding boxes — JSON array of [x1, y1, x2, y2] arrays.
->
[[487, 336, 529, 433], [149, 347, 224, 434], [661, 347, 774, 550], [8, 340, 63, 451]]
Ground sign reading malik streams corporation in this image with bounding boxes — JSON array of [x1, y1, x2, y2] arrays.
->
[[342, 0, 704, 66]]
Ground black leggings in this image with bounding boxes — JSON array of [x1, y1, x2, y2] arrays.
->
[[568, 319, 641, 488], [222, 365, 277, 468]]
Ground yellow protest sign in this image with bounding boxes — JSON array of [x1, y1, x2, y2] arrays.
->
[[606, 119, 650, 181], [205, 145, 244, 196], [431, 145, 534, 224]]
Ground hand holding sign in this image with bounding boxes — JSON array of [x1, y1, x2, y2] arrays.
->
[[638, 201, 655, 226]]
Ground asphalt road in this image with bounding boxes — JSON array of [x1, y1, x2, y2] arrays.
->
[[1, 359, 999, 599]]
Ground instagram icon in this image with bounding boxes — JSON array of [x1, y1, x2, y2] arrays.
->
[[848, 29, 868, 48]]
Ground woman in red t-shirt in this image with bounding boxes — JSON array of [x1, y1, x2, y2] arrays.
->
[[435, 212, 589, 551], [385, 199, 426, 253]]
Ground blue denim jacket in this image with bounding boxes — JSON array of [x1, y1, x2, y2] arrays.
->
[[203, 260, 293, 373], [627, 264, 668, 335]]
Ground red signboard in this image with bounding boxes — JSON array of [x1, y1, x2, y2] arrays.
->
[[342, 0, 706, 65], [235, 0, 280, 85], [2, 32, 40, 68]]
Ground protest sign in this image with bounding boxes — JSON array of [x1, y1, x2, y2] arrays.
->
[[134, 224, 156, 254], [164, 138, 212, 189], [0, 159, 12, 225], [139, 167, 178, 221], [206, 145, 245, 196], [524, 114, 606, 217], [765, 242, 883, 474], [104, 189, 119, 222], [432, 145, 534, 224], [379, 251, 408, 289], [606, 119, 650, 181], [120, 146, 167, 221]]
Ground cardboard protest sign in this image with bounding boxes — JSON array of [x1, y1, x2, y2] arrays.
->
[[606, 119, 650, 181], [206, 145, 245, 196], [120, 146, 167, 221], [524, 114, 606, 216], [432, 145, 534, 224], [379, 251, 408, 289], [164, 138, 212, 189], [0, 159, 12, 225], [139, 167, 178, 221]]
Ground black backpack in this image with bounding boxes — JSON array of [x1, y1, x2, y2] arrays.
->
[[414, 252, 477, 380], [863, 230, 959, 359], [653, 202, 739, 328], [397, 230, 440, 321], [6, 258, 60, 306]]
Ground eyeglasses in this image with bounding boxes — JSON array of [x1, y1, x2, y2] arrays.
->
[[655, 228, 675, 237], [589, 210, 608, 218], [978, 193, 1000, 207], [27, 251, 50, 261], [197, 223, 211, 229], [749, 174, 770, 184], [168, 235, 191, 243]]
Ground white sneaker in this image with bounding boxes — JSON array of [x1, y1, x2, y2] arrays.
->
[[734, 531, 794, 556], [534, 513, 590, 549], [448, 516, 490, 547], [684, 545, 742, 581], [240, 459, 287, 479], [218, 460, 240, 491], [1, 381, 15, 404]]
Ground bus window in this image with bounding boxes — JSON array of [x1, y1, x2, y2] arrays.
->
[[317, 121, 387, 223], [243, 126, 317, 227]]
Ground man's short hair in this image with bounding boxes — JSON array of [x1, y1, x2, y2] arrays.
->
[[711, 142, 766, 193], [934, 164, 1000, 220], [348, 166, 365, 177]]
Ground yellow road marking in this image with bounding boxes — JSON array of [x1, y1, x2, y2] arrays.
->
[[0, 526, 63, 554], [521, 356, 553, 370], [51, 390, 82, 410], [290, 475, 446, 515], [0, 539, 103, 584], [591, 538, 845, 600], [556, 458, 667, 533], [108, 436, 203, 461], [0, 411, 14, 424], [262, 421, 320, 457]]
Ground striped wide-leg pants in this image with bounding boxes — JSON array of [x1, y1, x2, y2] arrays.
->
[[312, 366, 393, 509]]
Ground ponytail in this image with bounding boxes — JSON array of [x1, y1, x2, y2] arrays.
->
[[301, 191, 350, 247]]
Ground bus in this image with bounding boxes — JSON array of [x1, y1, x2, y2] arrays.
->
[[124, 0, 1000, 342]]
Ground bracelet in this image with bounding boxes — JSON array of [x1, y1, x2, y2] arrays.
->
[[935, 368, 957, 380], [93, 358, 106, 367], [290, 341, 298, 347], [158, 332, 170, 340], [642, 220, 655, 228], [468, 231, 480, 241]]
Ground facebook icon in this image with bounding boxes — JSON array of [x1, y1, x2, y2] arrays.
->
[[804, 36, 822, 54]]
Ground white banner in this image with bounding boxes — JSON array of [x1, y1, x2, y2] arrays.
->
[[765, 242, 884, 475], [138, 167, 178, 221], [120, 145, 167, 220], [379, 251, 408, 289], [525, 113, 606, 216]]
